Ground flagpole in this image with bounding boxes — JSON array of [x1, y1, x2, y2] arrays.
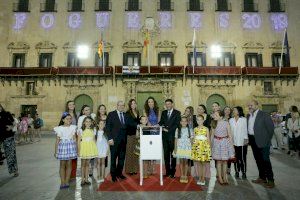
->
[[192, 28, 196, 74], [279, 28, 286, 75]]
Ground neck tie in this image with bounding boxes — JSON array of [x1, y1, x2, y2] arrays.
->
[[168, 111, 171, 119], [120, 112, 125, 125]]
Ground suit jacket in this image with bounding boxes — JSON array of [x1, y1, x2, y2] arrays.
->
[[105, 110, 129, 141], [159, 109, 181, 139], [247, 110, 274, 148]]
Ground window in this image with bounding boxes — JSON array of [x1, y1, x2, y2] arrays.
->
[[188, 0, 203, 11], [126, 0, 141, 11], [39, 53, 53, 67], [95, 52, 109, 67], [14, 0, 30, 12], [67, 53, 80, 67], [263, 82, 273, 95], [216, 0, 231, 11], [217, 52, 235, 66], [188, 52, 206, 66], [12, 53, 25, 68], [272, 53, 289, 67], [41, 0, 57, 12], [68, 0, 84, 12], [269, 0, 285, 12], [26, 82, 36, 95], [123, 52, 141, 66], [243, 0, 258, 12], [245, 53, 262, 67], [95, 0, 111, 11], [158, 52, 174, 67], [158, 0, 173, 11]]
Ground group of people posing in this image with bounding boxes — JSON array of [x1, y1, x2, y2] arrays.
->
[[54, 97, 297, 190]]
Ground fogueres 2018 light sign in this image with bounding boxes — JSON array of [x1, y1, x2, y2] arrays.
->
[[13, 12, 288, 32]]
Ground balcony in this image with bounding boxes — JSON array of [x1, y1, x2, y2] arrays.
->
[[269, 1, 285, 12], [40, 3, 57, 12], [115, 66, 184, 77], [0, 67, 113, 77], [157, 1, 174, 11], [13, 2, 30, 12], [68, 1, 85, 12], [95, 1, 112, 11], [242, 67, 298, 76], [215, 2, 232, 11], [242, 3, 258, 12], [187, 1, 204, 11], [185, 66, 241, 76]]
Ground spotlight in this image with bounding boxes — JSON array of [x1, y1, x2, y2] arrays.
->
[[211, 45, 222, 58], [77, 45, 89, 59]]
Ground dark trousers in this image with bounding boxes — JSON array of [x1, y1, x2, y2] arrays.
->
[[163, 136, 176, 176], [234, 145, 248, 174], [110, 136, 127, 177], [249, 135, 274, 181]]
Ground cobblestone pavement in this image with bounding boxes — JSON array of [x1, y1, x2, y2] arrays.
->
[[0, 133, 299, 200]]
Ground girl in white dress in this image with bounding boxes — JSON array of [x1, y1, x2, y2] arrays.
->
[[54, 113, 77, 189], [96, 120, 109, 183]]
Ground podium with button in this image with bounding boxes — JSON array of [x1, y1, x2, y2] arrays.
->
[[139, 126, 163, 186]]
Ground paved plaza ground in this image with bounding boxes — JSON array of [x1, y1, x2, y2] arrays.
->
[[0, 133, 299, 200]]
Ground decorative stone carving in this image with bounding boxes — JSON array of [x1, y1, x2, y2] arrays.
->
[[155, 40, 177, 49], [242, 41, 264, 49], [7, 42, 30, 51], [185, 41, 207, 49], [123, 78, 176, 102], [35, 41, 57, 50], [196, 83, 236, 106], [122, 40, 143, 52], [269, 40, 289, 50], [63, 42, 77, 50]]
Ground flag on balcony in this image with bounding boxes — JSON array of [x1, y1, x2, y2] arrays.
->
[[122, 66, 140, 74], [98, 34, 104, 59], [279, 28, 290, 74], [143, 30, 150, 58], [192, 28, 197, 73]]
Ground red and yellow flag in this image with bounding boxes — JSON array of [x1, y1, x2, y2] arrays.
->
[[143, 30, 150, 57], [98, 37, 103, 58]]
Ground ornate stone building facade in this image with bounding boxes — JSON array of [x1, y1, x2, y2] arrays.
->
[[0, 0, 299, 129]]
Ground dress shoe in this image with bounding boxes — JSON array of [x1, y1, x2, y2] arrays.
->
[[252, 178, 266, 184], [264, 181, 275, 188], [111, 176, 118, 182], [163, 174, 170, 178], [117, 174, 127, 180], [169, 174, 175, 178], [235, 172, 239, 178], [242, 173, 247, 179]]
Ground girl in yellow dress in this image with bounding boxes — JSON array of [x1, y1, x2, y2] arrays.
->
[[77, 116, 98, 186], [191, 115, 211, 186]]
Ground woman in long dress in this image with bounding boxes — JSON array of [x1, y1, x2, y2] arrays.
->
[[125, 99, 139, 175]]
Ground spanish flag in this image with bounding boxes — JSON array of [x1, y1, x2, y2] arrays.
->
[[143, 30, 150, 58], [98, 37, 103, 59]]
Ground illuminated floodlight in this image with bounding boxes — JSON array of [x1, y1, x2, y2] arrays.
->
[[77, 45, 89, 59], [211, 45, 222, 58]]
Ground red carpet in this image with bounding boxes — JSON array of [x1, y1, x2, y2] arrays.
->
[[98, 165, 202, 192]]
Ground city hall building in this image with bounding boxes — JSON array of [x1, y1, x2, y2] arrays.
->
[[0, 0, 299, 129]]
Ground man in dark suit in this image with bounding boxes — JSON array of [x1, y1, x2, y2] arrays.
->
[[247, 100, 275, 188], [106, 101, 129, 182], [159, 99, 181, 178]]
